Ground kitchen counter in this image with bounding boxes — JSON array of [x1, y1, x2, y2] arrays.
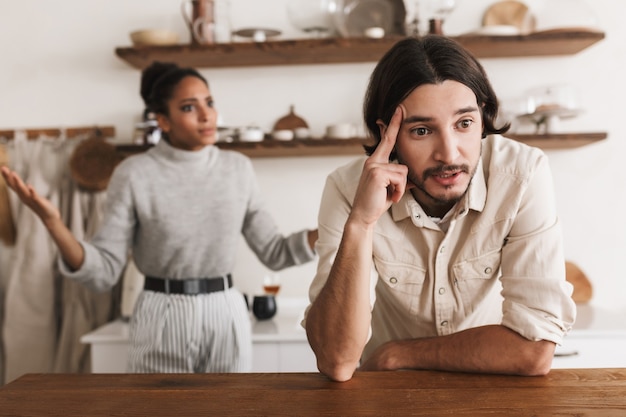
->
[[2, 369, 625, 416], [81, 296, 308, 344], [82, 301, 626, 372]]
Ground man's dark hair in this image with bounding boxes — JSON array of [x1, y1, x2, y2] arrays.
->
[[363, 35, 509, 159]]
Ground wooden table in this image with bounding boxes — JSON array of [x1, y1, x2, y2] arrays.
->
[[1, 369, 625, 416]]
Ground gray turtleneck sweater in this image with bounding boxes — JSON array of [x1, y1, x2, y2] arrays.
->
[[60, 139, 315, 291]]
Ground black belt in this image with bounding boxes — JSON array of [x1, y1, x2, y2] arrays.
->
[[144, 274, 232, 295]]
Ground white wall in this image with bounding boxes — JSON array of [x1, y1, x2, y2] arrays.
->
[[1, 0, 624, 309]]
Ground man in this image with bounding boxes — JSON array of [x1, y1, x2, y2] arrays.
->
[[303, 36, 576, 382]]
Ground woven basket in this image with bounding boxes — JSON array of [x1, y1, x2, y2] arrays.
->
[[69, 137, 125, 192]]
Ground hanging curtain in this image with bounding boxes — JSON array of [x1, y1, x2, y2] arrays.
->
[[0, 137, 17, 386], [1, 132, 120, 384], [53, 173, 120, 374], [2, 132, 62, 384]]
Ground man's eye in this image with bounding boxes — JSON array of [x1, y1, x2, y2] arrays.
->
[[459, 119, 473, 128], [412, 127, 430, 136], [207, 100, 214, 108]]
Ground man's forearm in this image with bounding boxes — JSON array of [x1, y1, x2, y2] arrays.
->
[[306, 221, 375, 382], [360, 325, 556, 376]]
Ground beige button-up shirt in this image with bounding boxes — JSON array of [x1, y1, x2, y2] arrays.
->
[[305, 135, 576, 360]]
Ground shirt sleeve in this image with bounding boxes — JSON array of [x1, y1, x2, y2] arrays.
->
[[241, 159, 316, 270], [302, 159, 378, 331], [57, 161, 135, 292], [499, 153, 576, 345]]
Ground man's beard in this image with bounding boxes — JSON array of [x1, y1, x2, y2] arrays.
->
[[410, 163, 475, 208], [396, 151, 480, 214]]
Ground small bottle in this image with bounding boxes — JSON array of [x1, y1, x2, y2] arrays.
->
[[429, 18, 443, 35]]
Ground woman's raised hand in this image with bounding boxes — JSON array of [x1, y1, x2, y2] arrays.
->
[[1, 165, 85, 270], [1, 166, 61, 226]]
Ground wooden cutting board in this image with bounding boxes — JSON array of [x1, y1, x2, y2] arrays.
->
[[565, 260, 593, 303], [273, 105, 309, 131]]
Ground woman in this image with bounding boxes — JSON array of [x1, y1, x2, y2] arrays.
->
[[1, 62, 318, 373]]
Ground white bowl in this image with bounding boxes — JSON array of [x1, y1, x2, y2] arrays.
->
[[272, 130, 294, 141], [239, 128, 265, 142], [293, 127, 310, 139], [130, 29, 179, 47]]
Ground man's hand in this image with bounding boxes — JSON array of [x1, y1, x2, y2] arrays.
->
[[349, 106, 410, 227], [359, 340, 402, 371]]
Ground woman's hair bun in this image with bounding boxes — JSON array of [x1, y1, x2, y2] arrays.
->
[[140, 62, 179, 105]]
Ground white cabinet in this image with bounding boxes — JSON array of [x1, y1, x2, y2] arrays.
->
[[552, 334, 626, 369], [252, 342, 317, 373], [82, 320, 129, 373], [552, 305, 626, 369], [81, 297, 317, 373]]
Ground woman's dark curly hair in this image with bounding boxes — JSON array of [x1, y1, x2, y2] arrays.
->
[[140, 61, 208, 116], [363, 35, 509, 160]]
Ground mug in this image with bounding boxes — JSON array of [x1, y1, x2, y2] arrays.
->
[[182, 0, 232, 44], [326, 123, 357, 139], [181, 0, 215, 44], [252, 295, 277, 320], [192, 17, 216, 44]]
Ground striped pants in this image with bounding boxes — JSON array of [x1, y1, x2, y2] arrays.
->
[[127, 287, 251, 373]]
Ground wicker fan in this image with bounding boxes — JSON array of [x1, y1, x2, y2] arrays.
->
[[273, 105, 309, 131], [69, 137, 125, 192]]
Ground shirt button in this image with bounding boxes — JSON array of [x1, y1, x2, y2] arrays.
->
[[438, 287, 445, 295], [414, 213, 420, 219], [439, 246, 445, 254], [484, 267, 492, 274], [440, 321, 448, 327], [389, 277, 398, 284]]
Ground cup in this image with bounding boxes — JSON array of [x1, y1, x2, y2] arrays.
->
[[326, 123, 357, 139], [252, 295, 277, 320], [181, 0, 215, 44], [182, 0, 231, 44], [263, 274, 281, 295], [192, 17, 216, 44]]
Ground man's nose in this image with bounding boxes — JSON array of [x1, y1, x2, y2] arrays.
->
[[433, 130, 460, 164]]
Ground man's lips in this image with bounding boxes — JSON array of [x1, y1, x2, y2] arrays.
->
[[434, 170, 461, 179], [431, 171, 463, 186]]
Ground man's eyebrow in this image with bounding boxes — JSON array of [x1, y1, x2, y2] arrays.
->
[[403, 106, 480, 124], [403, 115, 432, 123], [456, 106, 480, 115]]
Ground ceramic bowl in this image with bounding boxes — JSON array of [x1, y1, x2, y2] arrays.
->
[[239, 128, 265, 142], [272, 129, 294, 141], [293, 127, 310, 139], [130, 29, 180, 47]]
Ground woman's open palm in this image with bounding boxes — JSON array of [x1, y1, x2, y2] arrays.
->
[[1, 166, 61, 224]]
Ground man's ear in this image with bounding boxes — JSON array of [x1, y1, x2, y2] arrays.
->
[[376, 118, 386, 138]]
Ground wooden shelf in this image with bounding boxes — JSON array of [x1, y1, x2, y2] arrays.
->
[[507, 132, 607, 150], [115, 29, 605, 69], [116, 133, 606, 158]]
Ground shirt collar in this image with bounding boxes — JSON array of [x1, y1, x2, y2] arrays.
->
[[154, 138, 217, 164]]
